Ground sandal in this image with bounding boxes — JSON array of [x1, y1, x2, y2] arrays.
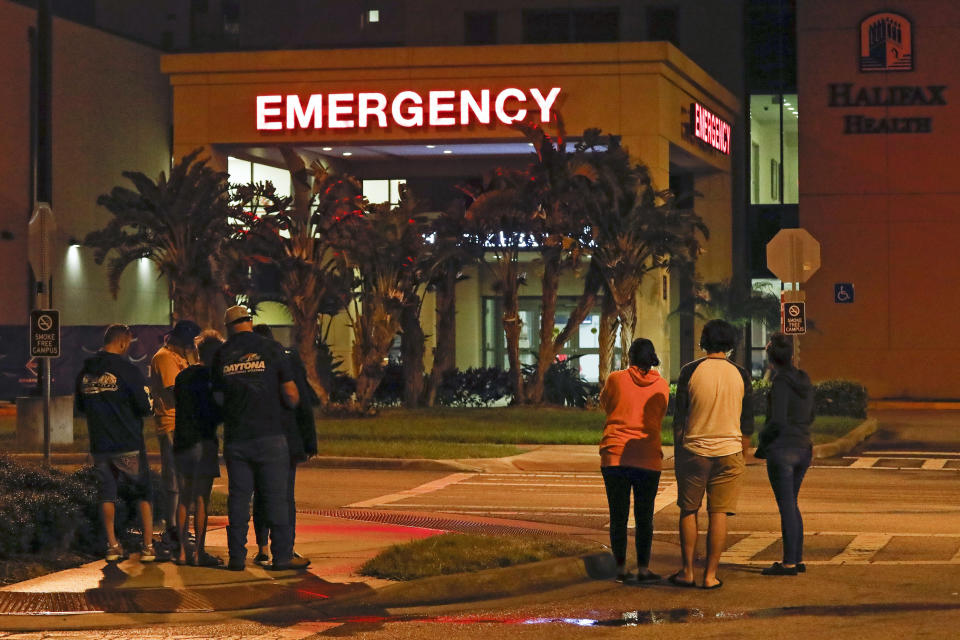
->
[[667, 571, 697, 588], [195, 551, 224, 567]]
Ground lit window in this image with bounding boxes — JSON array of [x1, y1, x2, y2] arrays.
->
[[368, 9, 380, 23], [362, 178, 406, 206]]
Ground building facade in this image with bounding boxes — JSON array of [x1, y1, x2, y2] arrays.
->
[[796, 0, 960, 398], [162, 42, 738, 381]]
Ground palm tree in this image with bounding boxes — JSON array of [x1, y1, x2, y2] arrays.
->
[[586, 136, 709, 383], [423, 203, 480, 407], [330, 194, 430, 412], [225, 149, 359, 405], [87, 149, 232, 328], [460, 170, 539, 402], [517, 122, 600, 405]]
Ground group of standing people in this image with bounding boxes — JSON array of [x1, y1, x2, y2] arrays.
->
[[599, 319, 815, 588], [76, 305, 316, 571]]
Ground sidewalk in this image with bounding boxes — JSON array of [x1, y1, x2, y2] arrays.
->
[[0, 513, 446, 630]]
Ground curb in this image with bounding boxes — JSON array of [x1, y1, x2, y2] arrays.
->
[[869, 400, 960, 411], [812, 418, 878, 459], [321, 553, 617, 611], [302, 456, 481, 472], [0, 554, 616, 631]]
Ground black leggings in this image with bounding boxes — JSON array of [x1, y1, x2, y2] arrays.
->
[[601, 465, 661, 567]]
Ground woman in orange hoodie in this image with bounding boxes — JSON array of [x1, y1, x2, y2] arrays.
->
[[599, 338, 670, 583]]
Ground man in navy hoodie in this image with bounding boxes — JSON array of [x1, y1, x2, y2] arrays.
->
[[76, 324, 156, 563]]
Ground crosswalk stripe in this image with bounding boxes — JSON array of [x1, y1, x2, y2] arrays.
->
[[849, 457, 880, 468], [829, 533, 892, 564], [722, 532, 781, 563], [921, 459, 949, 470], [346, 473, 476, 508]]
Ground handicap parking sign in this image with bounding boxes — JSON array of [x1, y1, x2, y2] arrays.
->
[[834, 283, 854, 304]]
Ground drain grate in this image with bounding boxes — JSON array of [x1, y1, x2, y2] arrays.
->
[[302, 508, 570, 537]]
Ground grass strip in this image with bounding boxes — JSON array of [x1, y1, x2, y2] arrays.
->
[[0, 412, 865, 459], [359, 533, 602, 581]]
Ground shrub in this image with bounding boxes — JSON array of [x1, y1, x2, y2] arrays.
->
[[372, 362, 405, 407], [0, 456, 164, 560], [814, 379, 868, 418], [745, 378, 867, 418], [436, 367, 513, 407], [542, 359, 594, 408]]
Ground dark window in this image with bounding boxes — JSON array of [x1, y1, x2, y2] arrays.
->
[[572, 9, 618, 42], [191, 0, 208, 14], [162, 30, 174, 51], [523, 10, 571, 44], [222, 0, 240, 22], [647, 7, 678, 45], [523, 8, 619, 44], [465, 11, 498, 45]]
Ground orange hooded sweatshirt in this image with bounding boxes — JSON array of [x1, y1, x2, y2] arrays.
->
[[599, 366, 669, 470]]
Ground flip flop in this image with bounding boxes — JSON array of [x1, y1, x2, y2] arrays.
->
[[702, 579, 723, 590], [668, 571, 697, 588]]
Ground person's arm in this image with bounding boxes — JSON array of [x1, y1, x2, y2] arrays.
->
[[740, 366, 756, 458], [154, 350, 180, 412], [129, 366, 154, 417], [277, 345, 299, 409], [673, 365, 692, 456], [281, 380, 299, 409]]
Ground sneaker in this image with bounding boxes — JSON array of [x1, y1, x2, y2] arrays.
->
[[270, 555, 311, 571], [140, 543, 156, 563], [226, 558, 245, 572], [615, 571, 634, 583], [105, 543, 124, 562], [253, 552, 272, 567]]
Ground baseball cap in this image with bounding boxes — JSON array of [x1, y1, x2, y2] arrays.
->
[[224, 305, 252, 326], [165, 320, 201, 344]]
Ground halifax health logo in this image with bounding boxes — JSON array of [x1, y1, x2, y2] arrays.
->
[[860, 12, 913, 72]]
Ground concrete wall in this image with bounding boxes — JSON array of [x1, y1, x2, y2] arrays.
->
[[798, 1, 960, 398], [0, 1, 172, 329]]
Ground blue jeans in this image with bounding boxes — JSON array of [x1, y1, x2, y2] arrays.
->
[[253, 461, 297, 557], [765, 447, 812, 565], [601, 466, 661, 568], [224, 435, 290, 563]]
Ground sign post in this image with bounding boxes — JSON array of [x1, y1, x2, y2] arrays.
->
[[766, 229, 821, 368], [27, 202, 56, 465]]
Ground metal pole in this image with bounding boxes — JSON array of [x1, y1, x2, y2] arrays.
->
[[37, 0, 52, 466]]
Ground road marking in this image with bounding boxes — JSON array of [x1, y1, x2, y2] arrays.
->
[[953, 545, 960, 563], [862, 450, 960, 457], [722, 532, 781, 563], [386, 504, 609, 511], [921, 458, 949, 470], [829, 533, 893, 564], [849, 457, 879, 468], [459, 482, 602, 488], [346, 473, 476, 508]]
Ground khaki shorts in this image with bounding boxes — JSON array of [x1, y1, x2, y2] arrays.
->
[[675, 448, 745, 514]]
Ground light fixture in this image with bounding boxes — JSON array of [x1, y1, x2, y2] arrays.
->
[[322, 146, 333, 151], [443, 149, 453, 154], [368, 9, 379, 23], [425, 144, 436, 149], [342, 151, 353, 157], [68, 237, 80, 248]]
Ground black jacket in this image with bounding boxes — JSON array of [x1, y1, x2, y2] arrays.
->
[[283, 348, 318, 462], [758, 367, 815, 454], [75, 351, 152, 454]]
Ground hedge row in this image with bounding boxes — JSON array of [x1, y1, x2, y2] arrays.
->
[[0, 457, 157, 560], [750, 379, 868, 418]]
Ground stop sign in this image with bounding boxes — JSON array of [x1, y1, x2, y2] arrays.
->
[[766, 228, 821, 283]]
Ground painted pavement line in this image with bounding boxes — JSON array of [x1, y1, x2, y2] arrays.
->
[[861, 450, 960, 457], [721, 532, 781, 563], [346, 472, 476, 508], [383, 504, 610, 511], [828, 533, 894, 564], [848, 457, 880, 468], [921, 459, 949, 470], [953, 545, 960, 563], [458, 482, 604, 488], [652, 530, 960, 538]]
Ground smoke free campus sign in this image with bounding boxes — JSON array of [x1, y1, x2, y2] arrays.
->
[[256, 87, 562, 131]]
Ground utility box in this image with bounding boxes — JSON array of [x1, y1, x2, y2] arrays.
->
[[16, 395, 74, 447]]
